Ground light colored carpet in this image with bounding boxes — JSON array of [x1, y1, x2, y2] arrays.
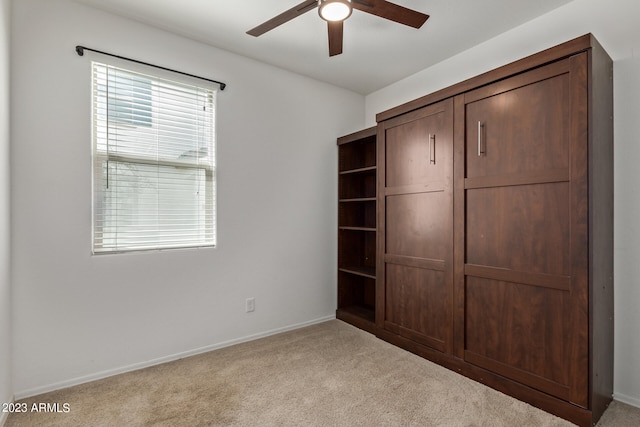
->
[[5, 320, 639, 426]]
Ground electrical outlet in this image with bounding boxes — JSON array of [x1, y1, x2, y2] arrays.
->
[[245, 297, 255, 313]]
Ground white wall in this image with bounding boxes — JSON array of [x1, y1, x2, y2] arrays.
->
[[612, 56, 640, 408], [365, 0, 640, 408], [0, 0, 12, 419], [10, 0, 364, 397]]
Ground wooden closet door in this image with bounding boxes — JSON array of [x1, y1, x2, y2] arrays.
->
[[456, 54, 589, 407], [377, 98, 454, 353]]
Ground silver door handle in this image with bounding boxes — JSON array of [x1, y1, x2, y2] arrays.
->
[[429, 134, 435, 164], [477, 121, 484, 157]]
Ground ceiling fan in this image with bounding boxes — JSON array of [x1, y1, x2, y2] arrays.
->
[[247, 0, 429, 57]]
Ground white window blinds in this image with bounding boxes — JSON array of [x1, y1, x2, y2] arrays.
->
[[92, 61, 216, 253]]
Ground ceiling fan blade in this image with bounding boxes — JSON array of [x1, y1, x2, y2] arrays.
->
[[247, 0, 318, 37], [352, 0, 429, 28], [328, 21, 344, 57]]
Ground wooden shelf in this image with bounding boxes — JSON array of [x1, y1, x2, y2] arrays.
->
[[336, 306, 376, 334], [339, 266, 376, 279], [338, 128, 376, 172], [339, 168, 376, 199], [339, 197, 376, 203], [339, 226, 376, 232], [339, 165, 376, 175], [338, 266, 376, 279]]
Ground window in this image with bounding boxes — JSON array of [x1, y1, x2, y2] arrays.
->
[[92, 61, 216, 253]]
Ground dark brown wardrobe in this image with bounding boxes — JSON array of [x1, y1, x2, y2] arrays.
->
[[338, 34, 613, 427]]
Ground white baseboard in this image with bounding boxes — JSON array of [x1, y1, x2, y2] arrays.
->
[[614, 392, 640, 409], [15, 315, 335, 400]]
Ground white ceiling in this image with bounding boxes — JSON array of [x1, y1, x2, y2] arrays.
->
[[74, 0, 574, 94]]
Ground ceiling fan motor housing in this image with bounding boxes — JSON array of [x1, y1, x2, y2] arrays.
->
[[318, 0, 353, 22]]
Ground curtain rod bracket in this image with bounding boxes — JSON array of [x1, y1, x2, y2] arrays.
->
[[75, 45, 226, 91]]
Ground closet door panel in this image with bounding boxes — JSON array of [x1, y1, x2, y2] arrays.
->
[[385, 114, 446, 187], [385, 264, 447, 351], [465, 61, 571, 179], [465, 276, 571, 399], [386, 192, 448, 261], [378, 98, 454, 353], [466, 183, 570, 275], [460, 55, 588, 405]]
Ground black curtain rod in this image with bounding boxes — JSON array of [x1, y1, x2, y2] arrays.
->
[[75, 45, 226, 91]]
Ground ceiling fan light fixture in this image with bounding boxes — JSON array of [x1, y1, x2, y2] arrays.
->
[[318, 0, 352, 22]]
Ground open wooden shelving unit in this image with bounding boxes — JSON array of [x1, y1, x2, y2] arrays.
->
[[336, 126, 377, 334]]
